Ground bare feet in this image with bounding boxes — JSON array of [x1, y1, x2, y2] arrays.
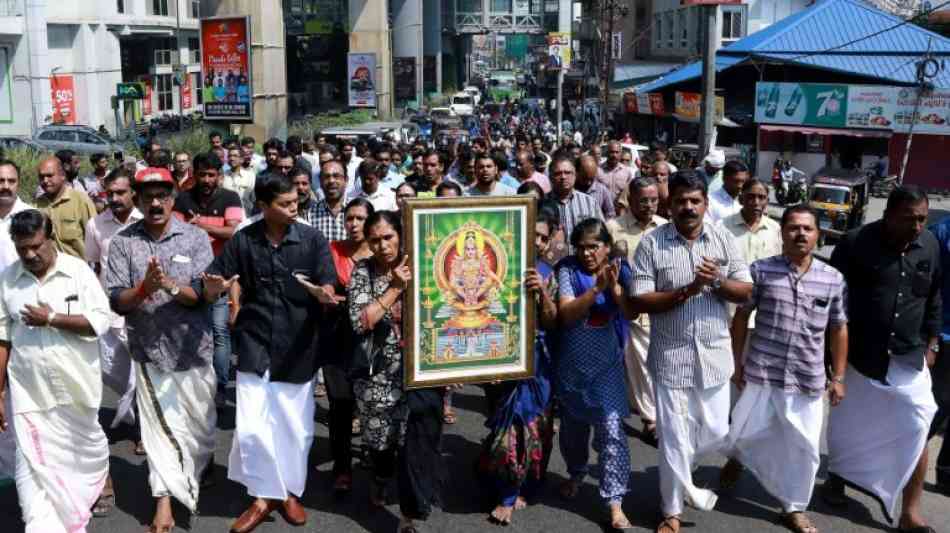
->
[[148, 496, 175, 533], [609, 502, 633, 530], [514, 496, 527, 510], [656, 515, 680, 533], [898, 512, 934, 532], [489, 505, 514, 526]]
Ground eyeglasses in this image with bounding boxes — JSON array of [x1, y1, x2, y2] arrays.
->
[[141, 190, 173, 202]]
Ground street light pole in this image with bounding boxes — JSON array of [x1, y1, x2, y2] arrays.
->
[[699, 4, 718, 158], [599, 0, 627, 140]]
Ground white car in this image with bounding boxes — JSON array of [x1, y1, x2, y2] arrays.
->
[[462, 85, 481, 106], [449, 93, 475, 116], [430, 107, 456, 120]]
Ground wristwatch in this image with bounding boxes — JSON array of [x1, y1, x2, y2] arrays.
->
[[830, 375, 845, 385], [166, 284, 181, 297], [711, 276, 723, 291]]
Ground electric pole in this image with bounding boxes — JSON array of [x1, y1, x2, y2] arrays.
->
[[599, 0, 628, 139], [699, 4, 718, 158]]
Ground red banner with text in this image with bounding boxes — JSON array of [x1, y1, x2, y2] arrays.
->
[[51, 75, 76, 124]]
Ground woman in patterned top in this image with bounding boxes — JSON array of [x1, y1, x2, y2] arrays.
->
[[347, 210, 446, 533], [555, 218, 638, 530]]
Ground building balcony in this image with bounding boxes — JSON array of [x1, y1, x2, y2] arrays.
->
[[0, 0, 23, 35]]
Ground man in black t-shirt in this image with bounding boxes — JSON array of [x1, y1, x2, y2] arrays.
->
[[173, 152, 244, 406]]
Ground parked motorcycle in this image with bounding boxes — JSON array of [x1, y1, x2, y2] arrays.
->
[[772, 159, 808, 206]]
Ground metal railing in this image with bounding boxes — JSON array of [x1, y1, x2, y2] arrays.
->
[[0, 0, 21, 17], [452, 11, 543, 33]]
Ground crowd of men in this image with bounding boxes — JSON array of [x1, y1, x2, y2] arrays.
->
[[0, 123, 945, 533]]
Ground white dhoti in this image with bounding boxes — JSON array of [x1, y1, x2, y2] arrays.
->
[[228, 371, 315, 500], [100, 327, 136, 428], [655, 382, 730, 517], [0, 388, 15, 483], [727, 383, 823, 512], [828, 361, 937, 521], [136, 361, 217, 512], [13, 405, 108, 533], [624, 321, 656, 422]]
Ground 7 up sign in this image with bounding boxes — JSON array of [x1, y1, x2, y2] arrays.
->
[[755, 82, 848, 128]]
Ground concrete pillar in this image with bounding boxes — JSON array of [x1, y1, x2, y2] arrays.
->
[[558, 0, 572, 33], [24, 0, 50, 130], [423, 1, 442, 94], [350, 0, 393, 117], [203, 0, 287, 140], [391, 0, 423, 107]]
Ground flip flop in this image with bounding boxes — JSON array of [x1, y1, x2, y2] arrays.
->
[[611, 516, 634, 530]]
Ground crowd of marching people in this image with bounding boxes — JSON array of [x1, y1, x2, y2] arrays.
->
[[0, 115, 946, 533]]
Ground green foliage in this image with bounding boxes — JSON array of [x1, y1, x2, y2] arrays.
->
[[5, 148, 43, 201]]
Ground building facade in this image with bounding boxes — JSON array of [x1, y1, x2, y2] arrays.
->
[[0, 0, 203, 137]]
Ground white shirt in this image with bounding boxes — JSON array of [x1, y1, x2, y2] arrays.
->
[[465, 182, 517, 197], [345, 156, 364, 192], [706, 186, 742, 224], [222, 167, 257, 208], [84, 208, 144, 286], [252, 154, 268, 173], [350, 187, 398, 212], [0, 253, 111, 414], [0, 198, 33, 272]]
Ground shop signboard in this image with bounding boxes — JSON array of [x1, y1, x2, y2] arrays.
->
[[51, 75, 76, 124], [674, 91, 723, 122], [200, 16, 253, 121], [632, 92, 665, 115], [755, 82, 950, 135], [545, 33, 571, 70], [117, 82, 146, 100], [347, 53, 377, 108]]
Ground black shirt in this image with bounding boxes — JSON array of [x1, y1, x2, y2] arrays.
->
[[202, 220, 337, 383], [829, 220, 942, 382]]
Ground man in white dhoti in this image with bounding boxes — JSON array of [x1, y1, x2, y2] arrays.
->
[[201, 172, 338, 533], [0, 159, 31, 487], [823, 186, 942, 533], [85, 167, 144, 432], [606, 176, 666, 442], [106, 167, 217, 533], [723, 205, 848, 533], [0, 209, 111, 533], [630, 170, 753, 533]]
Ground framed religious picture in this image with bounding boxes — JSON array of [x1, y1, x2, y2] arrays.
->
[[402, 196, 537, 389]]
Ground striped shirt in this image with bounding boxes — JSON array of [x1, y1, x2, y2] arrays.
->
[[742, 255, 847, 396], [546, 189, 604, 255], [631, 222, 752, 389]]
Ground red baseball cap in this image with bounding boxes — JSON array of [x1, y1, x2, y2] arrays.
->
[[134, 167, 175, 188]]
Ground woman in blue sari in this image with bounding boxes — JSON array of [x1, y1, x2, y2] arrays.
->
[[478, 209, 560, 526], [556, 217, 637, 530]]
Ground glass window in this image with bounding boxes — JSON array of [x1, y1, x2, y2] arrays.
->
[[117, 0, 124, 14], [191, 0, 200, 18], [722, 6, 745, 40], [152, 0, 168, 16], [492, 0, 512, 12], [79, 132, 106, 145], [655, 14, 662, 48], [156, 74, 173, 112], [679, 9, 688, 48]]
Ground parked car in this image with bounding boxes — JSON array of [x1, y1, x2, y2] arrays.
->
[[320, 121, 421, 146], [33, 125, 124, 158], [0, 136, 46, 154]]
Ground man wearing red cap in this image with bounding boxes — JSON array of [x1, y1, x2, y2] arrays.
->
[[105, 166, 217, 533]]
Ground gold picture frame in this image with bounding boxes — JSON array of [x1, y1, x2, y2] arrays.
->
[[402, 196, 537, 390]]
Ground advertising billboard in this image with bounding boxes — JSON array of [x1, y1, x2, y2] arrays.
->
[[755, 82, 950, 135], [546, 33, 571, 70], [51, 75, 76, 124], [347, 53, 377, 108], [200, 16, 252, 121]]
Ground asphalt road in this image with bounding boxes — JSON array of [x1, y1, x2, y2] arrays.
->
[[2, 195, 950, 533]]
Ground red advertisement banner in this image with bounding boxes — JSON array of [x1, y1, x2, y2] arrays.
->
[[182, 73, 193, 110], [51, 75, 76, 124], [143, 77, 153, 116]]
